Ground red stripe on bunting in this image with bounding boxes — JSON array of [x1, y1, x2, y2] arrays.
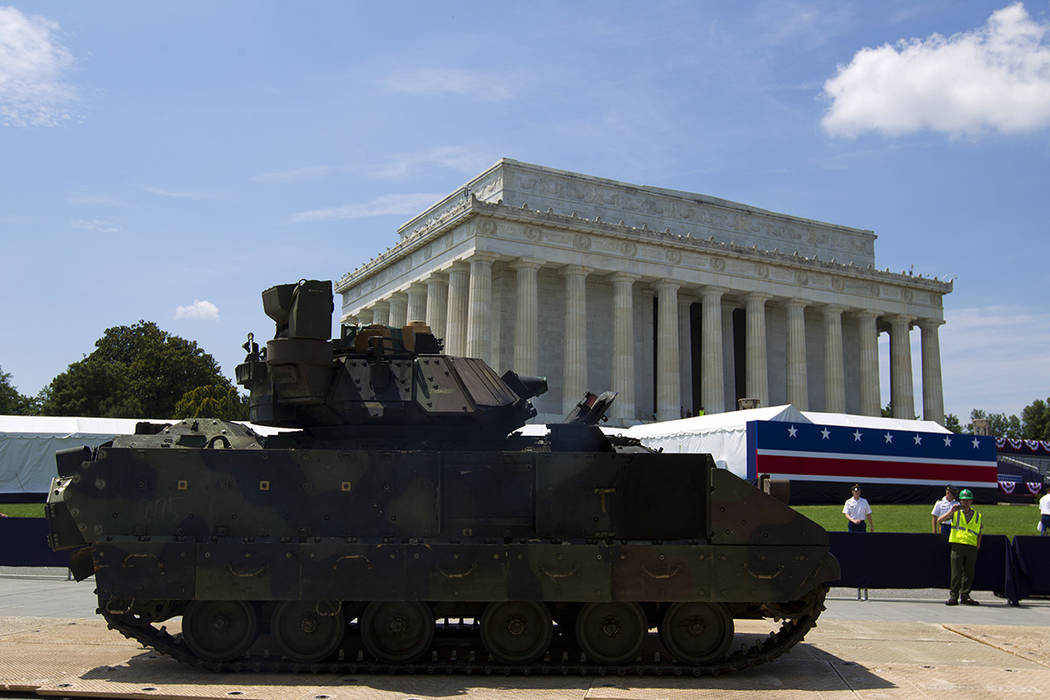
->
[[756, 453, 997, 485]]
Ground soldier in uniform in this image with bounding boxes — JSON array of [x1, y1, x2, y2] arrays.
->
[[937, 488, 982, 606]]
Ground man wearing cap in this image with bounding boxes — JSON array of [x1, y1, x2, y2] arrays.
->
[[937, 489, 982, 606], [931, 485, 959, 535], [843, 484, 874, 533]]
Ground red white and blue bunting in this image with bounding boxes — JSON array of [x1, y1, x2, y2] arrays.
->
[[996, 437, 1050, 454], [998, 480, 1044, 495]]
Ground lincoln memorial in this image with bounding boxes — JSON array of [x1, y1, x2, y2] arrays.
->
[[335, 159, 950, 427]]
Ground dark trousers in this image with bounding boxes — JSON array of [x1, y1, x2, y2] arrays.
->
[[1041, 514, 1050, 536], [949, 542, 978, 599], [940, 523, 951, 535], [847, 521, 867, 533]]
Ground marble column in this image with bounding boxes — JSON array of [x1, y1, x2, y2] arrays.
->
[[388, 293, 407, 328], [745, 293, 769, 407], [722, 304, 736, 404], [562, 266, 591, 414], [445, 262, 470, 356], [371, 301, 389, 326], [466, 254, 496, 362], [610, 273, 638, 424], [855, 310, 881, 417], [425, 275, 448, 340], [919, 319, 945, 425], [511, 258, 543, 376], [823, 305, 845, 413], [655, 281, 681, 421], [701, 287, 725, 414], [785, 299, 808, 409], [889, 314, 915, 419], [678, 295, 694, 414], [406, 284, 427, 324]]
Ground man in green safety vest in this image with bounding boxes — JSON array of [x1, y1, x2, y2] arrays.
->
[[936, 488, 983, 606]]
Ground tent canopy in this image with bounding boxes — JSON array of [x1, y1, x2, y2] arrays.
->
[[623, 405, 809, 478], [0, 415, 291, 496]]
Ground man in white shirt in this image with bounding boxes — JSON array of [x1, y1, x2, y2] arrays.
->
[[843, 484, 874, 533], [1040, 489, 1050, 536], [931, 485, 959, 535]]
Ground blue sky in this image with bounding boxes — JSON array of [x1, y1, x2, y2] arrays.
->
[[1, 0, 1048, 422]]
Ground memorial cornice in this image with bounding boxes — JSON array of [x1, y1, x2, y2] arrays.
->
[[337, 196, 952, 297]]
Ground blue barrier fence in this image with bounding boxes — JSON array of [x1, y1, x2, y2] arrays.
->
[[3, 519, 1048, 603], [828, 531, 1050, 603], [0, 517, 70, 567]]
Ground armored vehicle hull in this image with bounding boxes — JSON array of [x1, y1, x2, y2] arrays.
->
[[46, 280, 838, 674]]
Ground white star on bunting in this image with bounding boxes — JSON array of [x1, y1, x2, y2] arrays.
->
[[853, 430, 862, 442], [884, 432, 893, 444], [913, 434, 922, 445], [788, 426, 798, 438], [972, 438, 980, 448], [821, 427, 830, 440], [944, 436, 952, 447]]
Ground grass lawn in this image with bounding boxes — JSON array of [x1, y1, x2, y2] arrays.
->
[[0, 503, 45, 518], [793, 503, 1043, 539]]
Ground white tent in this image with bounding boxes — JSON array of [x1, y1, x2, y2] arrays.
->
[[620, 406, 952, 479], [0, 416, 153, 495], [624, 405, 810, 478], [800, 411, 949, 434], [0, 415, 290, 496]]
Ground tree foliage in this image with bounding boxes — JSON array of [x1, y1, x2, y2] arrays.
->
[[1020, 399, 1050, 441], [38, 321, 232, 419], [943, 413, 962, 433], [966, 408, 1022, 438], [174, 384, 249, 421], [0, 366, 36, 415]]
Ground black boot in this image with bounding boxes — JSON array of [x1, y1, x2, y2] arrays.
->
[[945, 596, 958, 606]]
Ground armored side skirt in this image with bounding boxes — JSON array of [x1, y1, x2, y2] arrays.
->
[[91, 540, 837, 605]]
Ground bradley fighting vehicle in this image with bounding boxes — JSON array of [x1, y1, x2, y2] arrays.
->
[[46, 279, 838, 674]]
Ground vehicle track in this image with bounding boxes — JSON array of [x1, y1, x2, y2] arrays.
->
[[100, 585, 828, 676]]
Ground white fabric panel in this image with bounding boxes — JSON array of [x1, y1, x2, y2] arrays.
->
[[800, 411, 950, 434], [0, 415, 291, 495], [0, 434, 115, 494]]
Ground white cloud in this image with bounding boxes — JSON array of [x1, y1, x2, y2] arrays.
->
[[174, 300, 220, 321], [71, 218, 118, 233], [288, 193, 444, 223], [140, 185, 209, 199], [0, 6, 76, 127], [68, 193, 119, 206], [822, 3, 1050, 137], [373, 146, 493, 178], [253, 165, 347, 183], [382, 68, 512, 101]]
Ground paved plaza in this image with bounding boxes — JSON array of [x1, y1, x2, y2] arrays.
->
[[1, 567, 1048, 699]]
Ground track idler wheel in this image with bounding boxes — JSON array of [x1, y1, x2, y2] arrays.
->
[[360, 601, 434, 664], [480, 601, 554, 664], [575, 601, 646, 665], [659, 601, 734, 664], [181, 600, 258, 662], [271, 600, 345, 663]]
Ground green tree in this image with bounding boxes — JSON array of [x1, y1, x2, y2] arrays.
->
[[0, 366, 37, 415], [39, 321, 232, 419], [943, 413, 963, 433], [174, 384, 249, 421], [1021, 398, 1050, 440], [967, 408, 1022, 438]]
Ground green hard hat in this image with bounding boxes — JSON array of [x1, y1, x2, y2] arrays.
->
[[958, 488, 974, 500]]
